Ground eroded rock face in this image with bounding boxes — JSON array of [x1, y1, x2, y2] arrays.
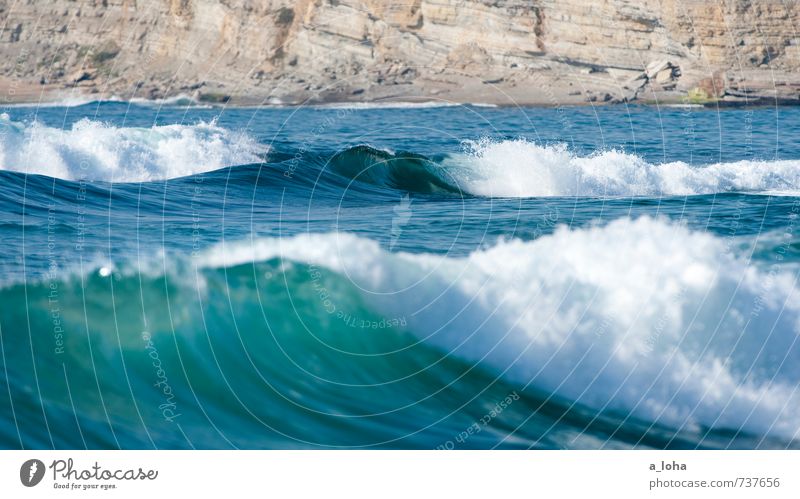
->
[[0, 0, 798, 105]]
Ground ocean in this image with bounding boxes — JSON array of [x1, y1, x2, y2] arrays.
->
[[1, 101, 799, 449]]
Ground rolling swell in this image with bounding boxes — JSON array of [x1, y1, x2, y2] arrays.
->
[[2, 218, 799, 449], [3, 111, 800, 198], [200, 220, 800, 444], [253, 141, 800, 198]]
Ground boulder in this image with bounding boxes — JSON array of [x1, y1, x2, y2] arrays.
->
[[646, 60, 680, 88], [67, 69, 95, 84]]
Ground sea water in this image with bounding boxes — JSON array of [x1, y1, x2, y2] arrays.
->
[[0, 101, 799, 449]]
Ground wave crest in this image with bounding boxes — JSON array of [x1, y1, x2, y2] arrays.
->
[[314, 140, 800, 198], [447, 139, 800, 197], [202, 217, 800, 441], [0, 114, 266, 182]]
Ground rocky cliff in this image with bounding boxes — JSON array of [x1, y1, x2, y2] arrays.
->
[[1, 0, 798, 105]]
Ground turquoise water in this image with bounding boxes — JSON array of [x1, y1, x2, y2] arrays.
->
[[1, 101, 799, 449]]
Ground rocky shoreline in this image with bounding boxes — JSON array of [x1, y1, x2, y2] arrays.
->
[[1, 0, 798, 108]]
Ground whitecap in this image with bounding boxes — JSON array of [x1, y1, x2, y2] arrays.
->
[[200, 218, 800, 440], [0, 115, 267, 182], [442, 139, 800, 197]]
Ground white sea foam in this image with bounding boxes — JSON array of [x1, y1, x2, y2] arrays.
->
[[203, 218, 800, 440], [444, 139, 800, 197], [662, 103, 705, 109], [7, 94, 215, 108], [0, 114, 266, 181], [129, 93, 214, 108], [2, 95, 122, 108], [312, 101, 461, 110]]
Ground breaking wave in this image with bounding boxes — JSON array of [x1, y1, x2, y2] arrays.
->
[[0, 114, 266, 182], [443, 140, 800, 197], [312, 141, 800, 198]]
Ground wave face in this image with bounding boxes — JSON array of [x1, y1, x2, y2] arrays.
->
[[327, 145, 460, 194], [0, 114, 266, 181]]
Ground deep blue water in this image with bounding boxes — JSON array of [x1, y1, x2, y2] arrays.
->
[[1, 101, 799, 449]]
